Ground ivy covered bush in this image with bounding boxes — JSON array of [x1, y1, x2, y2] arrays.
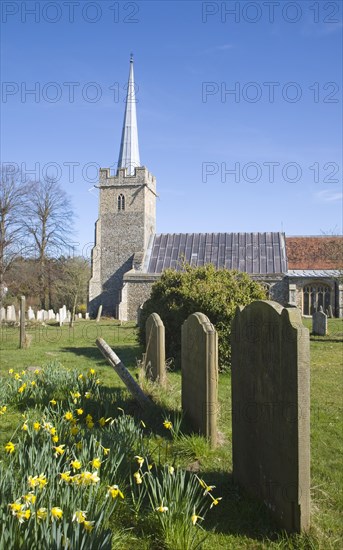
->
[[139, 264, 267, 371]]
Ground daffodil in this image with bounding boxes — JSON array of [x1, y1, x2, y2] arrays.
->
[[16, 508, 31, 523], [49, 399, 57, 406], [107, 484, 124, 499], [22, 422, 28, 431], [83, 520, 95, 531], [14, 373, 21, 380], [102, 446, 110, 455], [33, 421, 41, 431], [71, 459, 82, 471], [0, 405, 7, 415], [86, 420, 94, 429], [197, 476, 216, 495], [98, 416, 112, 427], [28, 474, 48, 489], [50, 427, 57, 436], [65, 411, 74, 421], [72, 510, 87, 523], [51, 507, 63, 520], [31, 380, 36, 387], [134, 455, 144, 467], [88, 368, 96, 376], [91, 457, 102, 469], [70, 425, 79, 436], [155, 502, 168, 513], [9, 501, 22, 515], [163, 420, 172, 430], [5, 441, 15, 454], [78, 373, 84, 380], [76, 408, 83, 415], [53, 444, 65, 457], [168, 466, 174, 475], [60, 471, 72, 483], [191, 506, 203, 525], [52, 434, 59, 443], [84, 391, 91, 399], [36, 507, 47, 520], [18, 383, 26, 393], [133, 471, 142, 484], [8, 369, 14, 374], [23, 492, 36, 504], [209, 496, 222, 508]]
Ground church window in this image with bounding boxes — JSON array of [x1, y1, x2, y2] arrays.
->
[[118, 194, 125, 211], [303, 283, 331, 315]]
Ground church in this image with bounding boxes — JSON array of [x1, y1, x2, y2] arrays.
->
[[88, 57, 343, 320]]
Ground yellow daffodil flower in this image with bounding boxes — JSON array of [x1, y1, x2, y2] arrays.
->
[[88, 368, 96, 376], [71, 459, 82, 471], [155, 503, 168, 513], [33, 422, 41, 431], [72, 510, 87, 523], [31, 380, 36, 387], [163, 420, 172, 430], [8, 369, 14, 374], [52, 435, 59, 443], [36, 507, 47, 520], [51, 507, 63, 520], [0, 405, 7, 415], [91, 457, 102, 469], [84, 392, 91, 399], [53, 444, 65, 457], [134, 455, 144, 467], [168, 466, 174, 475], [49, 399, 57, 405], [76, 408, 83, 415], [5, 441, 15, 454], [16, 509, 31, 523], [107, 484, 124, 499], [70, 426, 79, 436], [22, 423, 28, 431], [23, 492, 36, 504], [83, 520, 95, 531], [209, 496, 222, 508], [133, 471, 142, 484], [78, 373, 84, 380], [102, 446, 110, 455], [60, 471, 72, 483], [65, 411, 73, 421], [18, 383, 26, 393]]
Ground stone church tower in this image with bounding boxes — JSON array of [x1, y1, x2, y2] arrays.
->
[[88, 56, 156, 317]]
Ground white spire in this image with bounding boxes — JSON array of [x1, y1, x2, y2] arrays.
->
[[117, 54, 141, 175]]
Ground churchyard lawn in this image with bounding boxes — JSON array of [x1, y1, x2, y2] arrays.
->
[[0, 318, 342, 549]]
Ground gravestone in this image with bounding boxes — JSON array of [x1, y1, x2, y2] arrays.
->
[[231, 300, 310, 533], [145, 313, 166, 387], [181, 312, 218, 447], [7, 305, 16, 322], [48, 309, 55, 320], [96, 304, 103, 323], [37, 310, 44, 322], [55, 313, 60, 323], [19, 296, 26, 348], [0, 307, 6, 321], [27, 307, 35, 321], [312, 309, 327, 336], [85, 312, 90, 320], [327, 305, 333, 318]]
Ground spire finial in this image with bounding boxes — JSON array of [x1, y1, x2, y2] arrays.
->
[[130, 52, 134, 63]]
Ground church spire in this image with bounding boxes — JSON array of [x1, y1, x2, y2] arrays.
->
[[117, 54, 141, 175]]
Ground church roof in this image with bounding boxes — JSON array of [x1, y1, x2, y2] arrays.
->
[[286, 236, 343, 270], [117, 55, 140, 175], [146, 232, 287, 275]]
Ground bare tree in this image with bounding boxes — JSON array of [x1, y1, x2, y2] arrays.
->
[[0, 166, 30, 307], [24, 178, 74, 309]]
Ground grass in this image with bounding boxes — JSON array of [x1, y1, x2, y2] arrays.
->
[[0, 317, 342, 548]]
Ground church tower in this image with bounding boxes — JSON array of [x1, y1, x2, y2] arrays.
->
[[88, 56, 157, 317]]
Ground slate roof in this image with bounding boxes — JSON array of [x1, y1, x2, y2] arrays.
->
[[287, 269, 342, 278], [146, 232, 287, 275]]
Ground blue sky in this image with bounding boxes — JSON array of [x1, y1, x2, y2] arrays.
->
[[1, 0, 342, 257]]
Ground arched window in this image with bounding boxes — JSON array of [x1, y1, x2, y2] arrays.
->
[[303, 283, 331, 315], [117, 194, 125, 211]]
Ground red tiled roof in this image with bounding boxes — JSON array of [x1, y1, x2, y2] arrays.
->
[[286, 237, 343, 269]]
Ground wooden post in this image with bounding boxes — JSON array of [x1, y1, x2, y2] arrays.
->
[[96, 337, 151, 408], [19, 296, 26, 349]]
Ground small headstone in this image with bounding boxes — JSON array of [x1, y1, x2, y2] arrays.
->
[[48, 309, 55, 320], [19, 296, 26, 349], [181, 312, 218, 447], [96, 304, 103, 323], [27, 307, 35, 321], [312, 309, 327, 336], [55, 313, 60, 323], [6, 305, 16, 322], [145, 313, 166, 387], [85, 312, 90, 320], [327, 305, 333, 318], [78, 313, 82, 319], [37, 310, 44, 322], [231, 300, 310, 533], [0, 307, 5, 321], [43, 310, 49, 321]]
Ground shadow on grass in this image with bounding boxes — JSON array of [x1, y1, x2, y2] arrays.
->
[[61, 345, 142, 368]]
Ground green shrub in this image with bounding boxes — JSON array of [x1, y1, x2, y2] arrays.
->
[[139, 264, 266, 371]]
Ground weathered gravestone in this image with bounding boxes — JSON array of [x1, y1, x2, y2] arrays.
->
[[145, 313, 166, 387], [181, 312, 218, 447], [0, 307, 5, 321], [231, 301, 310, 533], [27, 307, 35, 321], [7, 305, 16, 322], [312, 309, 327, 336]]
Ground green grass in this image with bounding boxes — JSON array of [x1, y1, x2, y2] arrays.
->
[[0, 318, 342, 549]]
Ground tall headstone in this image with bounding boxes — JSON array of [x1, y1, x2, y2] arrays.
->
[[181, 312, 218, 447], [19, 296, 26, 348], [231, 301, 310, 533], [312, 309, 327, 336], [145, 313, 166, 386], [37, 310, 44, 322], [0, 307, 5, 321]]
